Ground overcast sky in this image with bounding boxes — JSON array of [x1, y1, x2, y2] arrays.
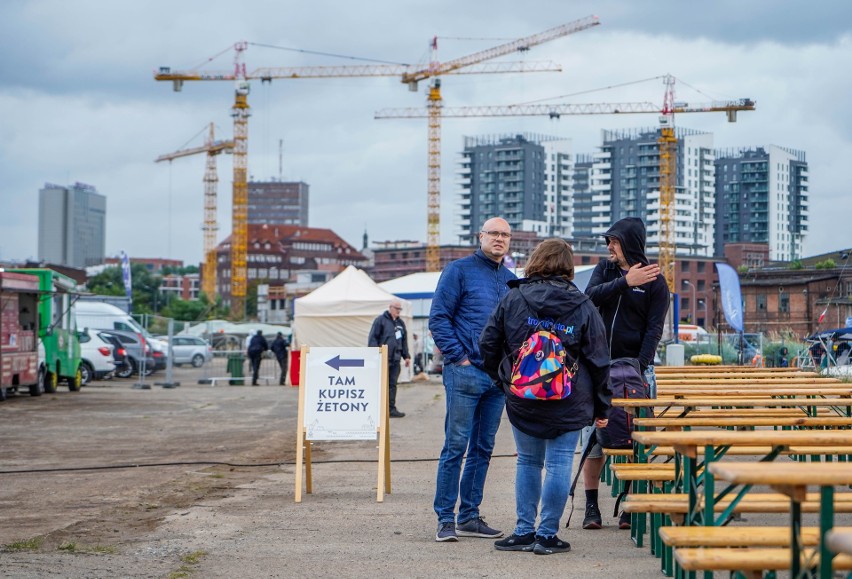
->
[[1, 0, 850, 266]]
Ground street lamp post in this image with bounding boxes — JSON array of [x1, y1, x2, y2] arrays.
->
[[684, 280, 696, 325]]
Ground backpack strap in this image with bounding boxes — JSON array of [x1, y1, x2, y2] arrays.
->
[[515, 285, 579, 373]]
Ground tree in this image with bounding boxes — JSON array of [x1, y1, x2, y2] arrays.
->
[[84, 264, 161, 314], [161, 298, 209, 322], [86, 267, 124, 296]]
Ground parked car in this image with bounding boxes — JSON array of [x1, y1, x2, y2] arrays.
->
[[99, 330, 156, 378], [167, 336, 214, 367], [75, 301, 169, 367], [78, 329, 115, 384], [98, 332, 130, 378]]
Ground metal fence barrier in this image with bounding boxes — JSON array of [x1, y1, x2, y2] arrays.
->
[[199, 351, 288, 386]]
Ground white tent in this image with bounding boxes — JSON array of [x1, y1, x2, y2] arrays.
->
[[293, 265, 412, 349]]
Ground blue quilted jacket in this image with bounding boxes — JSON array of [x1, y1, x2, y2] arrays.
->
[[429, 249, 516, 369]]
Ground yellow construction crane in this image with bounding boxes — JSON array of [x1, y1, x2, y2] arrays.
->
[[376, 74, 755, 289], [155, 123, 234, 300], [155, 15, 599, 316]]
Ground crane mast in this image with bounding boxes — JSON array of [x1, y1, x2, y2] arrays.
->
[[658, 75, 678, 293], [155, 16, 598, 310], [377, 74, 753, 285], [155, 123, 235, 300]]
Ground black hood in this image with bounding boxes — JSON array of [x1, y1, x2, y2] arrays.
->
[[604, 217, 649, 266]]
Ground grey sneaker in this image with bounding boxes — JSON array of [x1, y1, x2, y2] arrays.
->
[[435, 521, 458, 542], [456, 517, 503, 538]]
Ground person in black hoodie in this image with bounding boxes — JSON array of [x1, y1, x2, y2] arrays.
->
[[247, 330, 269, 386], [579, 217, 670, 531], [480, 238, 611, 555]]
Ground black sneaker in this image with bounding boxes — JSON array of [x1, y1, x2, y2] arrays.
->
[[494, 532, 536, 551], [533, 535, 571, 555], [389, 408, 406, 418], [456, 517, 503, 538], [582, 503, 602, 530], [435, 522, 458, 542], [618, 510, 631, 530]]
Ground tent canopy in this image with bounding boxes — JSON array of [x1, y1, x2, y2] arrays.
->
[[293, 265, 411, 348], [378, 264, 598, 299]]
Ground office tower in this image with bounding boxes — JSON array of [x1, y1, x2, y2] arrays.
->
[[38, 182, 106, 267], [715, 145, 808, 261], [455, 133, 573, 243], [589, 127, 716, 256], [247, 180, 309, 226]]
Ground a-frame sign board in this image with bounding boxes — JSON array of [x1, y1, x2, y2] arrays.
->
[[295, 345, 391, 502]]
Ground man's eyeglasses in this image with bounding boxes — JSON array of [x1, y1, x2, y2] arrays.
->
[[390, 306, 402, 311], [481, 230, 512, 240]]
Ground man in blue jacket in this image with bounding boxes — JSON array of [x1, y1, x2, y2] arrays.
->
[[430, 217, 516, 542]]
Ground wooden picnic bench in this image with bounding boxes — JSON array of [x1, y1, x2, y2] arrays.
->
[[707, 461, 852, 578], [632, 416, 852, 429], [656, 377, 840, 386], [654, 366, 817, 374], [613, 396, 852, 418], [628, 430, 852, 542], [654, 387, 852, 398]]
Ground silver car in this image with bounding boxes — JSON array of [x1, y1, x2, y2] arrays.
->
[[169, 336, 213, 367]]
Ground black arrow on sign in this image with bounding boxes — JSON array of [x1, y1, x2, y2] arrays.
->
[[325, 355, 365, 371]]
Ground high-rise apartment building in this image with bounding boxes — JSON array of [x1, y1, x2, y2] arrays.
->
[[38, 182, 106, 268], [570, 154, 595, 240], [455, 134, 573, 244], [714, 146, 808, 261], [247, 180, 309, 226], [589, 127, 716, 257]]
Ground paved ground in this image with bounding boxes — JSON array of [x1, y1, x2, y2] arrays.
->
[[0, 365, 844, 578]]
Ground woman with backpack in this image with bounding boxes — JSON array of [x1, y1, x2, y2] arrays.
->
[[479, 238, 611, 555]]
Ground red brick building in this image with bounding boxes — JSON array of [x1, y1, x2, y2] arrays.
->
[[215, 224, 368, 305], [736, 268, 852, 337]]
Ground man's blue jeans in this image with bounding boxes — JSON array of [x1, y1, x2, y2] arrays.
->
[[434, 362, 505, 524], [511, 426, 581, 538]]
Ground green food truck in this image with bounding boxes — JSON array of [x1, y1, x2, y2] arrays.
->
[[10, 268, 82, 393]]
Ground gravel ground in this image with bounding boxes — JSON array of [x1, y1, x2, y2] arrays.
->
[[1, 365, 845, 578]]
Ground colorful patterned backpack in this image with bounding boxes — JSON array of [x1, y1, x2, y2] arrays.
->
[[507, 328, 577, 400], [499, 290, 578, 400]]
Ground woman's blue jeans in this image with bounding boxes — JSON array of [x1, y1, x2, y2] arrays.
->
[[433, 362, 506, 524], [511, 425, 581, 538]]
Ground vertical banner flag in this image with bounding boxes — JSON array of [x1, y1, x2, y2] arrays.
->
[[715, 263, 743, 332], [120, 251, 132, 304]]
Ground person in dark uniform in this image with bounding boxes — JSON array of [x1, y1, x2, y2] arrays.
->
[[247, 330, 269, 386], [270, 332, 290, 385], [368, 299, 411, 418]]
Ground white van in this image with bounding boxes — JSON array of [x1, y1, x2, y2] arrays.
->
[[677, 324, 710, 343], [74, 301, 166, 357]]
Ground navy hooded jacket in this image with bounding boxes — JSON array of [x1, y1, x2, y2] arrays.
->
[[585, 217, 670, 368], [479, 276, 611, 439]]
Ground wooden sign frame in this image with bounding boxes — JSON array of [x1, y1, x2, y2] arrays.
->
[[295, 345, 391, 502]]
